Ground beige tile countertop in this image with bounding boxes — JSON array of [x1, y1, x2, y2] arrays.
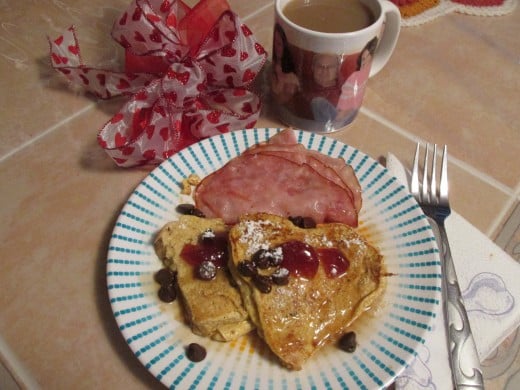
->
[[0, 0, 519, 389]]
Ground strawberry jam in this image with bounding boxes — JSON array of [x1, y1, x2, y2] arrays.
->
[[317, 248, 349, 278], [279, 241, 349, 280], [180, 231, 228, 268], [280, 240, 319, 279]]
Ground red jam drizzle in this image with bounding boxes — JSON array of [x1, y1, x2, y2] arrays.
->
[[180, 232, 228, 268], [279, 241, 349, 279], [317, 248, 350, 278], [280, 240, 319, 279]]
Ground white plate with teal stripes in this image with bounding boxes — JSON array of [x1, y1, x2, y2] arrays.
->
[[107, 128, 442, 389]]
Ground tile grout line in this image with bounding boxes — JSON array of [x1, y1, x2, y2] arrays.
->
[[241, 3, 273, 22], [487, 181, 520, 238], [360, 106, 518, 239], [360, 107, 514, 196], [0, 103, 95, 165], [0, 334, 40, 389], [0, 3, 274, 166]]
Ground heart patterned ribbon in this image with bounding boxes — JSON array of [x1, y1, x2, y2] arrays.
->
[[49, 0, 267, 167]]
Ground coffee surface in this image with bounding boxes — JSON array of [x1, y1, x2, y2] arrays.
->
[[283, 0, 375, 33]]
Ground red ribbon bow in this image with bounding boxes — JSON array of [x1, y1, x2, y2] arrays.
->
[[49, 0, 267, 167]]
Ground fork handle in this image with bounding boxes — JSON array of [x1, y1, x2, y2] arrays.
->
[[436, 222, 485, 389]]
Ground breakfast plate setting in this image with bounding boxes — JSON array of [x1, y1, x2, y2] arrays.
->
[[106, 128, 442, 389]]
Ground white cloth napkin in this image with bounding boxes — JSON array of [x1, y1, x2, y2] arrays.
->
[[386, 153, 520, 389]]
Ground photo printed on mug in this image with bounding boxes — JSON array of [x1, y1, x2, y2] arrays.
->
[[271, 24, 378, 131], [271, 0, 401, 132]]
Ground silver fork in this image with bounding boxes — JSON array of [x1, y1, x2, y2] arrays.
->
[[411, 143, 484, 389]]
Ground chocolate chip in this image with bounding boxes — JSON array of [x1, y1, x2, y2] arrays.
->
[[200, 229, 215, 244], [301, 217, 316, 229], [175, 203, 205, 218], [338, 331, 357, 353], [252, 274, 272, 293], [237, 260, 257, 277], [197, 260, 217, 280], [268, 248, 283, 266], [253, 249, 271, 269], [154, 268, 177, 286], [289, 216, 304, 227], [289, 216, 316, 229], [186, 343, 206, 362], [191, 208, 206, 218], [252, 248, 283, 268], [271, 267, 290, 285], [158, 284, 177, 303], [176, 203, 196, 215]]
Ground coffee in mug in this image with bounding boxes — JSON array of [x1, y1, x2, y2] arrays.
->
[[282, 0, 376, 33], [271, 0, 401, 132]]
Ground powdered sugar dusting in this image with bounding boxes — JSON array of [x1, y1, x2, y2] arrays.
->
[[344, 237, 367, 256], [237, 219, 281, 256], [304, 235, 333, 248]]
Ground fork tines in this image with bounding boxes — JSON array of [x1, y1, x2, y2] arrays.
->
[[411, 143, 449, 206]]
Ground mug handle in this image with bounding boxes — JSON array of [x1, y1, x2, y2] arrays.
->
[[369, 1, 401, 77]]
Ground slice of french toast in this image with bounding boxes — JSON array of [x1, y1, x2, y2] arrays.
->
[[228, 213, 385, 370], [154, 215, 253, 341]]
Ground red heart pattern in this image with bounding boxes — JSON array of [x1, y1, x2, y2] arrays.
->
[[116, 79, 131, 90], [49, 0, 267, 167], [143, 149, 156, 160], [68, 45, 79, 55], [217, 123, 230, 133], [115, 132, 127, 147], [111, 113, 124, 124], [149, 29, 162, 43], [132, 7, 142, 21], [96, 73, 106, 86], [207, 111, 221, 124], [242, 69, 256, 83], [122, 146, 135, 155], [166, 68, 191, 84], [161, 0, 172, 13], [134, 31, 146, 42], [146, 125, 155, 139], [241, 24, 253, 36], [119, 12, 128, 25], [241, 102, 253, 113], [159, 127, 169, 141], [79, 74, 89, 85], [223, 64, 237, 73], [221, 46, 237, 57], [213, 93, 226, 103], [134, 90, 148, 100]]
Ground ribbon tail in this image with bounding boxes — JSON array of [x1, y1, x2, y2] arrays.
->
[[97, 79, 191, 167], [49, 26, 155, 99]]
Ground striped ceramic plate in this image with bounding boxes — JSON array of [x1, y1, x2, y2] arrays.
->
[[107, 128, 442, 389]]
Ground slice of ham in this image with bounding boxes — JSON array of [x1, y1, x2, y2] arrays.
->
[[194, 153, 358, 227], [266, 128, 298, 145], [245, 147, 355, 205], [243, 131, 362, 213]]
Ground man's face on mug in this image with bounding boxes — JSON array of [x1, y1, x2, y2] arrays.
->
[[312, 54, 338, 88]]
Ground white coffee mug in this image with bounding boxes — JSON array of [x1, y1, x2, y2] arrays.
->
[[271, 0, 401, 132]]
